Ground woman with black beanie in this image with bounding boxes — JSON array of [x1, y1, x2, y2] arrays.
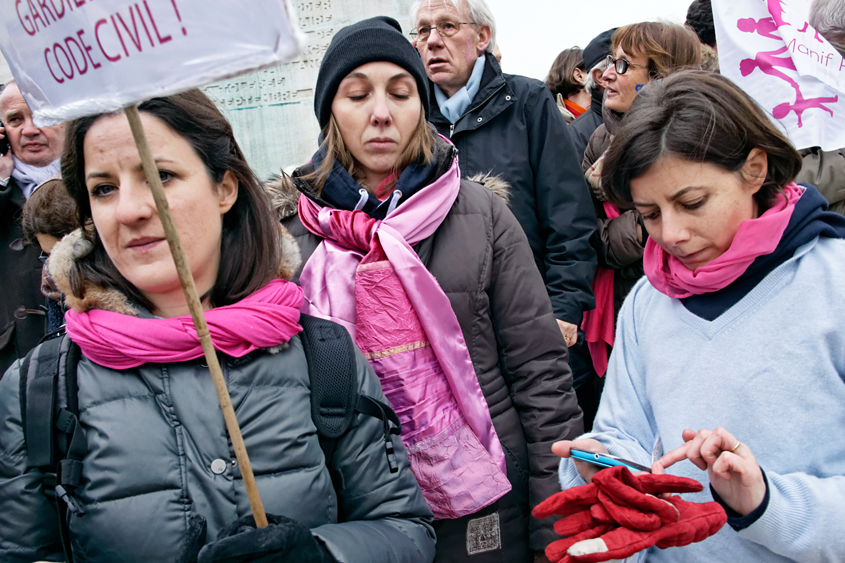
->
[[272, 15, 583, 563]]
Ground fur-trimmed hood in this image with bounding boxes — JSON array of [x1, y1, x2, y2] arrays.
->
[[49, 226, 302, 315], [49, 229, 139, 315]]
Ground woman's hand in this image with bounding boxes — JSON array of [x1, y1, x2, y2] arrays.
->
[[556, 319, 578, 347], [552, 438, 608, 483], [655, 428, 766, 516]]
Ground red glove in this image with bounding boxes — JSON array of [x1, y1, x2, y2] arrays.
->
[[564, 493, 727, 562], [533, 481, 599, 520], [536, 466, 727, 562], [535, 482, 626, 562], [592, 465, 704, 531]]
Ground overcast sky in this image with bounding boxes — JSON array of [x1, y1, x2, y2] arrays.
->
[[487, 0, 694, 81]]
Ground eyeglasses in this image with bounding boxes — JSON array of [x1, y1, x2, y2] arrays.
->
[[410, 21, 476, 41], [606, 54, 647, 75]]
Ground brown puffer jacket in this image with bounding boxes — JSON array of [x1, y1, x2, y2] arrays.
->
[[270, 167, 583, 561], [582, 107, 646, 317]]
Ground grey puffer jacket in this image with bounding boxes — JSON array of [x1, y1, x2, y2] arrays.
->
[[271, 158, 584, 558], [0, 238, 435, 563]]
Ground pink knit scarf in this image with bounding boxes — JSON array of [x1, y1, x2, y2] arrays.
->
[[65, 279, 304, 369], [644, 184, 803, 299]]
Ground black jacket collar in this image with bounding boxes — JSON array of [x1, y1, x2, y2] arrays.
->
[[428, 53, 512, 133]]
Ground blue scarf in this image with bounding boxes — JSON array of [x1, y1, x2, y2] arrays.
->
[[433, 54, 487, 124]]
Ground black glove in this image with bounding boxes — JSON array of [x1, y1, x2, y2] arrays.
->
[[197, 513, 336, 563]]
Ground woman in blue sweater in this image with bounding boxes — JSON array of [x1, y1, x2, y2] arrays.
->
[[554, 70, 845, 562]]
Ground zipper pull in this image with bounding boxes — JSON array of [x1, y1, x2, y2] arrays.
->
[[449, 123, 454, 138]]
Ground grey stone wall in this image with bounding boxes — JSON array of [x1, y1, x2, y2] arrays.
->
[[0, 1, 414, 178], [201, 0, 415, 180]]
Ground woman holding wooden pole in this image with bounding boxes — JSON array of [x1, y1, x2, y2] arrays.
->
[[0, 90, 435, 563]]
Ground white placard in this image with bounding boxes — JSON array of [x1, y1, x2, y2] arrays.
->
[[0, 0, 306, 125], [714, 0, 845, 151]]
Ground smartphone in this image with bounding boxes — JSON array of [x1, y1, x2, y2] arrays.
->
[[570, 448, 652, 473], [0, 121, 8, 156]]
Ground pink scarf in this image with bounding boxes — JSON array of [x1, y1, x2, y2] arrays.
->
[[581, 201, 621, 376], [297, 152, 510, 518], [65, 279, 304, 369], [644, 184, 803, 298]]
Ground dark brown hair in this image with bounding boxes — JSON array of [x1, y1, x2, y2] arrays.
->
[[61, 89, 283, 311], [21, 177, 79, 246], [601, 71, 803, 210], [545, 47, 585, 99], [612, 22, 701, 80]]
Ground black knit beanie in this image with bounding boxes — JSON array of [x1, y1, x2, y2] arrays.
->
[[314, 16, 430, 128]]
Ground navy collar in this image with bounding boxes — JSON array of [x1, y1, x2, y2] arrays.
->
[[682, 185, 845, 320], [310, 136, 455, 220]]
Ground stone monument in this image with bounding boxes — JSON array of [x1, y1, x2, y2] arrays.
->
[[0, 1, 414, 179], [201, 0, 414, 180]]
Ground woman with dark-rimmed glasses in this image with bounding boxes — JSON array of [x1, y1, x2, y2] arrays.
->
[[577, 23, 700, 427]]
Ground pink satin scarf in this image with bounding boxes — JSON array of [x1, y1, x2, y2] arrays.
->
[[297, 153, 510, 518], [644, 184, 803, 299], [65, 279, 304, 369], [581, 201, 621, 376]]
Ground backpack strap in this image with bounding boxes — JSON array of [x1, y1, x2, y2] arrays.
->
[[298, 314, 402, 476], [19, 332, 82, 563], [299, 314, 359, 440]]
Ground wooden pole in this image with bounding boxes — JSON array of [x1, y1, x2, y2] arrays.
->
[[123, 105, 268, 528]]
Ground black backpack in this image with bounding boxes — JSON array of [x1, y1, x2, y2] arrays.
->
[[18, 314, 400, 563]]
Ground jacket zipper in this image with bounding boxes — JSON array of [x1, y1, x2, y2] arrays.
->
[[449, 123, 454, 138]]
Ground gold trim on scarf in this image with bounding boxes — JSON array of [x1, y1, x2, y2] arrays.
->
[[364, 340, 430, 360]]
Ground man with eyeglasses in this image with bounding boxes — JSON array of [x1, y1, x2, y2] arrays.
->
[[409, 2, 596, 562], [409, 0, 595, 362], [0, 81, 65, 376]]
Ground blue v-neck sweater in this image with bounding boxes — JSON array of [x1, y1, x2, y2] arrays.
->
[[559, 235, 845, 562]]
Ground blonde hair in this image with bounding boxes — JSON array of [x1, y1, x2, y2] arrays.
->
[[308, 106, 436, 194]]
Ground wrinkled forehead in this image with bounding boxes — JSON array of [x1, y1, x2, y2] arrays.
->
[[0, 85, 29, 118]]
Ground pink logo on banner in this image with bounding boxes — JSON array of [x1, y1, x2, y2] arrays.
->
[[737, 0, 838, 127]]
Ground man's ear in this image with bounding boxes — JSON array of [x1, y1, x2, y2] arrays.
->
[[476, 25, 491, 54], [591, 67, 605, 89]]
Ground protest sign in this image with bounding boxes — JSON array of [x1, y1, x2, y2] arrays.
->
[[714, 0, 845, 151], [0, 0, 306, 125]]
